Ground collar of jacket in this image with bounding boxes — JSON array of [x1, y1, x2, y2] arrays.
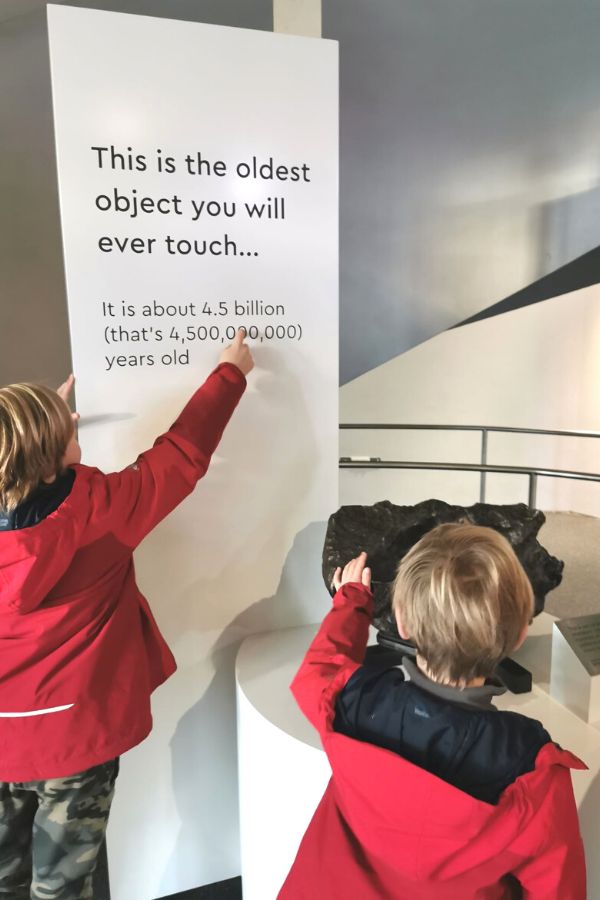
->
[[402, 656, 506, 710]]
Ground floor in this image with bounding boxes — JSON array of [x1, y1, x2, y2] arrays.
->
[[94, 864, 241, 900], [157, 877, 242, 899], [540, 512, 600, 618]]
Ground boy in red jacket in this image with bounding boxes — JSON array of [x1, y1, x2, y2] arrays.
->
[[281, 523, 587, 899], [0, 330, 253, 900]]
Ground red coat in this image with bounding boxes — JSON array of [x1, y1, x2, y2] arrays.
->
[[280, 583, 587, 899], [0, 363, 245, 781]]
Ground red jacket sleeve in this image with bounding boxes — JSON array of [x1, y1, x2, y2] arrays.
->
[[87, 362, 246, 548], [511, 757, 586, 899], [291, 582, 373, 734]]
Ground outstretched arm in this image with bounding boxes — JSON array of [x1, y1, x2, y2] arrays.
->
[[291, 554, 373, 733], [89, 330, 253, 547]]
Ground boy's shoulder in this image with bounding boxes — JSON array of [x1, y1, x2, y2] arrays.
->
[[0, 469, 76, 531], [337, 660, 548, 720], [334, 663, 552, 804]]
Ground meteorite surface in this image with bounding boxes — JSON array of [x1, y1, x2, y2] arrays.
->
[[322, 500, 563, 641]]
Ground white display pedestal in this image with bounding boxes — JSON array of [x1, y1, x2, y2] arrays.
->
[[236, 614, 600, 900]]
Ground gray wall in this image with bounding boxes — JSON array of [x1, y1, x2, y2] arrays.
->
[[0, 0, 272, 388], [0, 8, 69, 386], [324, 0, 600, 382]]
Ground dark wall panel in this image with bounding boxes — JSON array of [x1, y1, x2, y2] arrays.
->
[[324, 0, 600, 382]]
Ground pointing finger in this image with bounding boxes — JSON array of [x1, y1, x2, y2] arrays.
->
[[57, 374, 75, 401], [233, 327, 247, 347]]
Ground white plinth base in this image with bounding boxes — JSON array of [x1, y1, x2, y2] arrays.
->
[[236, 626, 331, 900], [236, 615, 600, 900]]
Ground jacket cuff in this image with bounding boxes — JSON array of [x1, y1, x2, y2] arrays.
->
[[213, 361, 247, 389], [332, 582, 374, 612]]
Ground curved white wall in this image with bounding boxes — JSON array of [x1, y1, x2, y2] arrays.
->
[[341, 284, 600, 516]]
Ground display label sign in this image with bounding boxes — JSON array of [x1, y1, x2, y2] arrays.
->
[[557, 614, 600, 676]]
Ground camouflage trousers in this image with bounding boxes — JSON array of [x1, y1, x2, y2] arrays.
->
[[0, 759, 118, 900]]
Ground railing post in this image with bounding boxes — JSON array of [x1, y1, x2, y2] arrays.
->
[[480, 429, 488, 503], [528, 473, 538, 509]]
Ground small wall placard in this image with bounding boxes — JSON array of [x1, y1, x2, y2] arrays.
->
[[551, 614, 600, 723]]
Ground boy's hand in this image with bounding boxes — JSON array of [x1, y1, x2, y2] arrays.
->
[[219, 328, 254, 376], [332, 552, 371, 592], [56, 374, 80, 422]]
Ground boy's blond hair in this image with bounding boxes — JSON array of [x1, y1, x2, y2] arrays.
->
[[392, 522, 533, 684], [0, 383, 74, 511]]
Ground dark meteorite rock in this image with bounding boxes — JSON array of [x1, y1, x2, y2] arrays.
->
[[322, 500, 563, 641]]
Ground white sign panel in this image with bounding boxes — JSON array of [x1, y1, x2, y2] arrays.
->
[[48, 7, 338, 898]]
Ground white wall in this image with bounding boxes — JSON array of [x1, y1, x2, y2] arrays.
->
[[48, 7, 337, 898], [340, 284, 600, 516]]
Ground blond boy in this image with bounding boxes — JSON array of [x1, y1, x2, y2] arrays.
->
[[280, 523, 586, 899], [0, 332, 252, 900]]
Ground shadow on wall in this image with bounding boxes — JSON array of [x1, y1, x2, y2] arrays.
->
[[159, 520, 328, 893], [133, 345, 322, 595]]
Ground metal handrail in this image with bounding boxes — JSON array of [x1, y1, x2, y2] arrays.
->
[[340, 424, 600, 438], [339, 423, 600, 508]]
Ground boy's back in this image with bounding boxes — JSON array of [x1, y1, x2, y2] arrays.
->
[[0, 361, 246, 781], [334, 658, 550, 805], [0, 337, 253, 899], [0, 460, 174, 779]]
